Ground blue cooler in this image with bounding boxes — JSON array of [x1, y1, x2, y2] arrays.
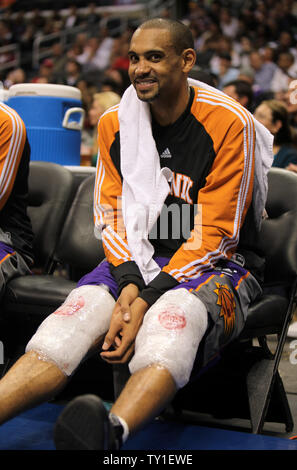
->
[[7, 83, 85, 165]]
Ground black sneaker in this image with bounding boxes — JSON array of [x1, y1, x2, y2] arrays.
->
[[54, 394, 117, 450]]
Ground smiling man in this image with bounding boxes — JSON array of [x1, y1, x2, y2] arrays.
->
[[128, 22, 193, 108], [0, 19, 272, 451]]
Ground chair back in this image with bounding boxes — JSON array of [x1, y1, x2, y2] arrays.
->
[[27, 161, 74, 271], [257, 168, 297, 286], [55, 175, 105, 277]]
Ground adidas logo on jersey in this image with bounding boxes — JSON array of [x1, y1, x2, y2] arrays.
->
[[160, 148, 172, 158]]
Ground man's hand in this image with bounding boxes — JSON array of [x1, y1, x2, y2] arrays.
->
[[115, 283, 140, 322], [100, 297, 149, 364], [101, 283, 139, 350]]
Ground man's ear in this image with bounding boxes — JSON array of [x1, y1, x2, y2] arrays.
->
[[182, 48, 196, 73]]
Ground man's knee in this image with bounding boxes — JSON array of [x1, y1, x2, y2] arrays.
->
[[129, 288, 208, 389], [26, 285, 115, 376]]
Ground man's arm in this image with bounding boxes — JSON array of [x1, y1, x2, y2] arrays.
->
[[0, 104, 27, 210], [94, 109, 146, 295], [139, 114, 256, 306]]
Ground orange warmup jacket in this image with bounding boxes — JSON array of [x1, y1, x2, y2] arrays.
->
[[94, 86, 258, 305]]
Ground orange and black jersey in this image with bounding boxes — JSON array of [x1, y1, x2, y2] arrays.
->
[[0, 103, 34, 264], [94, 86, 258, 305]]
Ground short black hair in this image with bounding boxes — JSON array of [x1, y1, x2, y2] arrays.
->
[[137, 18, 194, 55], [224, 79, 254, 110]]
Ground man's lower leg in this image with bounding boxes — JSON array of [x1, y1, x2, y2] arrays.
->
[[0, 350, 67, 425], [54, 363, 177, 450], [111, 364, 176, 437]]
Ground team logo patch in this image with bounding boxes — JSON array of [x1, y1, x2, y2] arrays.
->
[[158, 304, 186, 330], [213, 282, 236, 337], [54, 296, 85, 316]]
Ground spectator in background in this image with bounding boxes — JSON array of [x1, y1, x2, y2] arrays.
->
[[254, 99, 297, 169], [216, 51, 239, 90], [248, 50, 277, 93], [56, 59, 83, 87], [30, 8, 46, 34], [10, 10, 26, 39], [50, 42, 68, 82], [189, 66, 218, 87], [76, 36, 102, 72], [77, 31, 114, 73], [281, 77, 297, 130], [261, 46, 277, 66], [195, 34, 219, 70], [219, 7, 239, 38], [64, 5, 81, 29], [275, 30, 297, 61], [109, 38, 130, 71], [84, 90, 121, 166], [209, 35, 239, 76], [0, 19, 12, 46], [20, 23, 36, 70], [270, 51, 297, 95], [237, 66, 255, 87], [102, 67, 130, 95], [235, 36, 253, 69], [223, 79, 254, 111], [3, 67, 26, 88], [83, 2, 101, 35], [30, 58, 54, 84]]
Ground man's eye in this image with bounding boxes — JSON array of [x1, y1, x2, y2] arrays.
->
[[150, 54, 162, 61], [129, 55, 138, 63]]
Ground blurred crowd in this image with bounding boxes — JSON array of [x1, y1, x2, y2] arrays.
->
[[1, 0, 297, 171]]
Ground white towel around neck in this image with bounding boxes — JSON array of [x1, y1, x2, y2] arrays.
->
[[118, 79, 274, 285]]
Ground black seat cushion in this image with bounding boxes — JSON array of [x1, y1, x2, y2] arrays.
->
[[3, 274, 75, 317], [240, 294, 289, 339]]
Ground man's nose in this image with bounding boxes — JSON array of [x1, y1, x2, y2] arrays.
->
[[135, 58, 151, 75]]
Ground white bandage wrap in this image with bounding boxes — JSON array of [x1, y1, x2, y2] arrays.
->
[[26, 285, 115, 376], [129, 288, 208, 389]]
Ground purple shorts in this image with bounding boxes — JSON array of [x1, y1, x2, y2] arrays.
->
[[0, 242, 15, 261], [77, 256, 262, 368]]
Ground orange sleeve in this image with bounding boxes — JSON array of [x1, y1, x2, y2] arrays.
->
[[0, 104, 27, 211], [162, 99, 256, 282], [93, 107, 133, 267]]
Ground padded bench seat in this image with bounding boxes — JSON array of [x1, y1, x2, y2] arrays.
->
[[240, 293, 289, 339], [3, 274, 75, 317]]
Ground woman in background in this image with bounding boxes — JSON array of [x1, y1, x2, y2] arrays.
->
[[82, 91, 121, 166], [89, 91, 121, 166], [254, 99, 297, 168]]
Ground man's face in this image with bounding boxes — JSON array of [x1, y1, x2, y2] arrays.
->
[[128, 27, 184, 103], [223, 84, 238, 101], [254, 103, 276, 134]]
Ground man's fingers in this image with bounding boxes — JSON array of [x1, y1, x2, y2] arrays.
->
[[114, 335, 122, 347], [118, 300, 131, 322], [101, 336, 134, 362], [102, 324, 121, 351]]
